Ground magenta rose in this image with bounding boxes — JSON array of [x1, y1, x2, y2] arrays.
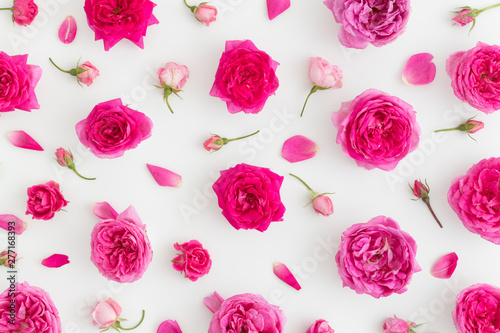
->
[[446, 42, 500, 114], [75, 98, 153, 159], [453, 283, 500, 333], [306, 319, 335, 333], [212, 163, 286, 232], [91, 202, 153, 283], [336, 215, 420, 298], [0, 282, 61, 332], [26, 180, 68, 220], [172, 240, 212, 281], [0, 52, 41, 112], [332, 89, 420, 171], [324, 0, 410, 49], [13, 0, 38, 26], [84, 0, 159, 51], [383, 317, 417, 333], [448, 157, 500, 244], [210, 39, 279, 114], [204, 292, 286, 333]]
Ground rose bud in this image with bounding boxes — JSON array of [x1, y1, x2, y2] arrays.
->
[[435, 116, 484, 141], [289, 173, 334, 216], [91, 298, 145, 332], [0, 249, 16, 268], [55, 148, 95, 180], [183, 1, 217, 26], [410, 179, 443, 228], [306, 319, 335, 333], [49, 58, 99, 87], [156, 62, 189, 113], [203, 130, 259, 152], [0, 0, 38, 26], [383, 316, 420, 333], [452, 4, 500, 32]]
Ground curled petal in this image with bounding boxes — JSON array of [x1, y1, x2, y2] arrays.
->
[[147, 164, 182, 187], [93, 202, 118, 220], [273, 262, 301, 290], [267, 0, 290, 20], [58, 15, 77, 44], [430, 252, 458, 279], [203, 292, 224, 314], [402, 53, 436, 86], [157, 320, 182, 333], [0, 215, 28, 235], [8, 131, 43, 151], [282, 135, 318, 163], [42, 254, 70, 268]]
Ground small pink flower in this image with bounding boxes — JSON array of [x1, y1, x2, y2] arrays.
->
[[453, 284, 500, 332], [12, 0, 38, 26], [306, 319, 335, 333], [0, 250, 16, 268], [8, 130, 43, 151], [26, 181, 68, 220], [282, 135, 318, 163], [383, 317, 418, 333], [157, 62, 190, 113], [147, 164, 182, 187], [41, 254, 69, 268], [58, 15, 77, 44], [157, 320, 182, 333], [172, 240, 212, 281], [410, 179, 443, 228], [49, 58, 99, 87], [267, 0, 290, 20], [55, 148, 95, 180], [195, 4, 217, 26], [430, 252, 458, 279], [91, 298, 122, 329], [290, 173, 334, 216], [452, 8, 474, 26], [402, 53, 436, 86], [273, 262, 301, 290], [0, 215, 28, 235], [204, 130, 260, 152], [435, 116, 484, 141]]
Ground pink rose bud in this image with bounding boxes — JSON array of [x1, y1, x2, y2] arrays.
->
[[9, 0, 38, 26], [383, 317, 419, 333], [430, 252, 458, 279], [157, 320, 182, 333], [281, 135, 318, 163], [402, 53, 436, 86], [41, 254, 70, 268], [267, 0, 290, 20], [273, 262, 301, 290], [8, 130, 43, 151], [452, 8, 474, 26], [0, 215, 28, 235], [55, 147, 95, 180], [48, 58, 99, 87], [203, 130, 260, 152], [306, 319, 335, 333], [410, 179, 443, 228], [146, 164, 182, 187], [91, 298, 145, 331], [289, 174, 334, 217], [157, 62, 190, 113], [435, 116, 484, 141], [0, 250, 16, 268], [195, 4, 217, 26], [58, 15, 77, 44]]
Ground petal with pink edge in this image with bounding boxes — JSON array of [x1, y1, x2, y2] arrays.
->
[[282, 135, 318, 163], [273, 262, 301, 290], [42, 254, 70, 268], [8, 131, 43, 151], [203, 292, 224, 314], [267, 0, 290, 20], [402, 53, 436, 86], [147, 164, 182, 187], [0, 215, 28, 235], [157, 320, 182, 333], [93, 202, 118, 220], [58, 15, 77, 44], [430, 252, 458, 279]]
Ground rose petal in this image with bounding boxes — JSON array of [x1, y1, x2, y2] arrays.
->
[[282, 135, 318, 163], [203, 292, 225, 314], [273, 262, 301, 290], [42, 254, 70, 268], [147, 164, 182, 187], [402, 53, 436, 86], [93, 202, 118, 220], [58, 15, 77, 44], [267, 0, 290, 20], [430, 252, 458, 279], [0, 215, 28, 235], [157, 320, 182, 333], [8, 131, 43, 151]]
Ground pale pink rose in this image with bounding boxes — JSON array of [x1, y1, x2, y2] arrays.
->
[[0, 250, 15, 267], [77, 61, 99, 87], [452, 9, 474, 26], [158, 63, 189, 90], [58, 15, 77, 44], [312, 195, 333, 216], [26, 180, 68, 220], [91, 298, 122, 329], [309, 57, 343, 89], [383, 317, 415, 333], [306, 319, 335, 333], [453, 284, 500, 333], [195, 4, 217, 26], [172, 240, 212, 281], [13, 0, 38, 26]]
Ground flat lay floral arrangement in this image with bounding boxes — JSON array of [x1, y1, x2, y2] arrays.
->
[[1, 0, 500, 332]]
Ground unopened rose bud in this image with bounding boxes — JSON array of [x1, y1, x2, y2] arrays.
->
[[49, 58, 99, 87], [410, 179, 443, 228], [452, 8, 474, 26], [195, 4, 217, 26], [435, 116, 484, 141], [290, 173, 334, 217], [156, 62, 190, 113], [91, 298, 145, 332], [55, 148, 95, 180], [203, 131, 259, 152]]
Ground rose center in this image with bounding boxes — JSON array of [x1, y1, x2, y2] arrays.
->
[[113, 6, 121, 15]]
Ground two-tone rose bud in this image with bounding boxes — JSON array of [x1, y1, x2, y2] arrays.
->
[[410, 179, 443, 228], [91, 298, 145, 332], [55, 148, 95, 180], [156, 62, 189, 113], [203, 130, 260, 152], [49, 58, 99, 87], [183, 0, 217, 26], [435, 117, 484, 141], [289, 173, 333, 216]]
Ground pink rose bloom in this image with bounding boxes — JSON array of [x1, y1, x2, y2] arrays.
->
[[446, 42, 500, 114], [172, 240, 212, 281], [212, 163, 286, 232], [452, 9, 474, 26], [453, 283, 500, 333], [306, 319, 335, 333], [309, 57, 343, 89], [12, 0, 38, 26], [0, 282, 61, 332], [26, 180, 68, 220], [195, 4, 217, 26], [323, 0, 410, 49], [383, 317, 416, 333], [204, 292, 286, 333], [91, 202, 153, 283], [78, 61, 99, 87], [332, 89, 420, 171], [448, 157, 500, 244], [0, 52, 41, 112], [158, 63, 189, 90], [84, 0, 159, 51], [336, 216, 421, 298], [91, 298, 122, 329], [210, 39, 279, 114], [75, 98, 153, 159]]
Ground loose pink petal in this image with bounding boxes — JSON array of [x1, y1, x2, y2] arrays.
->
[[267, 0, 290, 20], [93, 202, 118, 220], [0, 215, 28, 235], [8, 131, 43, 151], [42, 254, 70, 268], [147, 164, 182, 187], [402, 53, 436, 86], [203, 292, 224, 314], [282, 135, 318, 163], [273, 262, 301, 290], [430, 252, 458, 279], [157, 320, 182, 333], [58, 15, 77, 44]]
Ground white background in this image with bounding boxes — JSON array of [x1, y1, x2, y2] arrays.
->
[[1, 0, 500, 332]]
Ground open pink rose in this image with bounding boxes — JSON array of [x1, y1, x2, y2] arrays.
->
[[0, 52, 41, 112], [0, 282, 61, 332], [336, 216, 420, 298], [26, 180, 68, 220], [306, 319, 335, 333], [332, 89, 420, 171], [210, 40, 279, 114], [91, 202, 153, 283], [12, 0, 38, 26], [172, 240, 212, 281], [75, 98, 153, 159], [212, 163, 286, 232], [453, 284, 500, 333], [84, 0, 159, 51], [448, 157, 500, 244], [446, 42, 500, 113], [324, 0, 410, 49], [383, 317, 417, 333]]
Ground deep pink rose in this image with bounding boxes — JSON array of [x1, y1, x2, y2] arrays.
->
[[306, 319, 335, 333], [84, 0, 159, 51], [336, 216, 420, 298], [383, 317, 416, 333], [0, 52, 41, 112], [446, 42, 500, 114], [13, 0, 38, 26], [0, 282, 61, 332], [78, 61, 99, 87], [210, 40, 279, 114], [26, 180, 68, 220], [453, 283, 500, 333], [448, 157, 500, 244], [75, 98, 153, 159], [212, 163, 286, 232], [91, 202, 153, 283], [172, 240, 212, 281], [332, 89, 420, 171], [323, 0, 410, 49], [204, 292, 286, 333]]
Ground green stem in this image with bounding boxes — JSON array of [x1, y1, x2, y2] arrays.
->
[[116, 310, 145, 331], [0, 7, 13, 10], [477, 3, 500, 13], [289, 173, 314, 192], [69, 166, 96, 180], [49, 58, 71, 74], [300, 86, 319, 117], [434, 127, 460, 132], [183, 0, 196, 12], [224, 130, 260, 143], [424, 200, 443, 228], [165, 96, 174, 114], [163, 88, 174, 113]]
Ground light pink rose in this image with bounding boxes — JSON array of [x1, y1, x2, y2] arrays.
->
[[0, 282, 61, 332], [84, 0, 159, 51], [312, 195, 333, 216], [75, 98, 153, 159], [453, 284, 500, 333], [336, 216, 421, 298], [446, 42, 500, 113], [158, 63, 189, 90], [26, 180, 68, 220], [0, 52, 41, 112], [383, 317, 415, 333], [77, 61, 99, 87], [210, 39, 279, 114], [332, 89, 420, 171], [13, 0, 38, 26], [306, 319, 335, 333], [448, 157, 500, 244], [195, 4, 217, 26], [172, 240, 212, 281], [309, 57, 343, 89], [91, 298, 122, 329]]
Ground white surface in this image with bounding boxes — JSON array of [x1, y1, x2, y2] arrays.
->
[[1, 0, 500, 332]]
